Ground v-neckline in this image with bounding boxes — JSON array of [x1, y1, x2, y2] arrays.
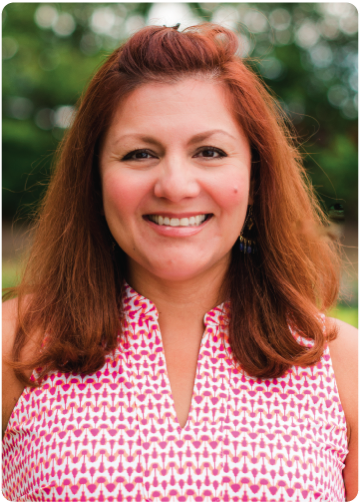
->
[[157, 323, 208, 432], [122, 282, 231, 433]]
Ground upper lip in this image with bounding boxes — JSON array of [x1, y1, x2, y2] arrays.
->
[[144, 212, 211, 218]]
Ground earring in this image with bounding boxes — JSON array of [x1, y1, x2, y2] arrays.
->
[[239, 205, 258, 254]]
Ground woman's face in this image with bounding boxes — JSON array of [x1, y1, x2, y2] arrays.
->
[[100, 77, 252, 282]]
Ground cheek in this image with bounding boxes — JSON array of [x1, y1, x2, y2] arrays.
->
[[101, 171, 151, 221], [209, 172, 250, 212]]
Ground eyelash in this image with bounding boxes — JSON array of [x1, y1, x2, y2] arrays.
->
[[121, 147, 227, 161]]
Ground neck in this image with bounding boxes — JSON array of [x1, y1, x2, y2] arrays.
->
[[126, 256, 228, 334]]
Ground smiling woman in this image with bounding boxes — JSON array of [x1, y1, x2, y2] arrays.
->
[[2, 24, 357, 502], [100, 79, 252, 282]]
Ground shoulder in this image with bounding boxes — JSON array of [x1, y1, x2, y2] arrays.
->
[[327, 317, 358, 501], [1, 296, 35, 356], [326, 318, 357, 432], [3, 297, 19, 357], [2, 298, 23, 437], [327, 317, 358, 367], [2, 297, 35, 438], [327, 317, 357, 426]]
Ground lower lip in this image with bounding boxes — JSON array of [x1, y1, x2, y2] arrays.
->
[[144, 216, 212, 237]]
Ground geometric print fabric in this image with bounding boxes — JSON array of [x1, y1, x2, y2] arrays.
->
[[2, 283, 348, 501]]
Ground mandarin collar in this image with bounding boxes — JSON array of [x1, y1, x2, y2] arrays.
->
[[122, 282, 230, 327]]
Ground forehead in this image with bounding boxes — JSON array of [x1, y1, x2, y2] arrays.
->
[[105, 77, 247, 142], [120, 77, 229, 108]]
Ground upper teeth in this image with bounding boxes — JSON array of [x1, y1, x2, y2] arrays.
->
[[149, 215, 207, 227]]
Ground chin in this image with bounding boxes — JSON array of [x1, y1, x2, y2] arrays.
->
[[145, 257, 210, 282]]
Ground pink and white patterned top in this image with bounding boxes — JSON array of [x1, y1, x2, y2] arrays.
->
[[3, 283, 348, 501]]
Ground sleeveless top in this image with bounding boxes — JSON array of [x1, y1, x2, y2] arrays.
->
[[2, 283, 348, 502]]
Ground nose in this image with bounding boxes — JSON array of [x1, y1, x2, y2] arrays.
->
[[153, 156, 201, 202]]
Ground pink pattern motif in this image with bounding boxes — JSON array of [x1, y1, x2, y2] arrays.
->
[[2, 283, 348, 501]]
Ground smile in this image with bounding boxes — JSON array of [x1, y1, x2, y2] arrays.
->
[[143, 214, 213, 237], [146, 214, 211, 227]]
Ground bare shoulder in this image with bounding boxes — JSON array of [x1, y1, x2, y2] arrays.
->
[[1, 296, 38, 357], [2, 297, 34, 437], [327, 317, 358, 501], [327, 317, 358, 424], [327, 317, 358, 364], [3, 297, 19, 356]]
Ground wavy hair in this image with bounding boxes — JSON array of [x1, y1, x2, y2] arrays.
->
[[5, 23, 340, 384]]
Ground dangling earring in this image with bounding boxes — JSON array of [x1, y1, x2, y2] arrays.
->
[[239, 205, 258, 254]]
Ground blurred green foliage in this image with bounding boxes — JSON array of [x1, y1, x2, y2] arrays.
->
[[2, 2, 358, 222]]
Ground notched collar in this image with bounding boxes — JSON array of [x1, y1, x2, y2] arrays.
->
[[122, 282, 230, 327]]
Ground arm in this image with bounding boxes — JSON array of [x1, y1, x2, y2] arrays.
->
[[2, 298, 23, 437], [1, 298, 38, 441], [327, 317, 358, 502]]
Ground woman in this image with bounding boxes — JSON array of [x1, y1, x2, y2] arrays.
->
[[2, 24, 357, 501]]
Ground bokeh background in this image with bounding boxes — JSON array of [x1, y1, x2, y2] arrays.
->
[[2, 2, 358, 325]]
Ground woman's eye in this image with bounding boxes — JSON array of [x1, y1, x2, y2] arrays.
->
[[121, 147, 226, 161], [123, 150, 150, 161], [200, 147, 226, 159]]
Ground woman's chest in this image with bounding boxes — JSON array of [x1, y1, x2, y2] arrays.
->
[[3, 326, 347, 502], [161, 328, 205, 429]]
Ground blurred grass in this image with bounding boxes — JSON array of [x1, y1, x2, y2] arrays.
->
[[2, 260, 358, 328], [2, 261, 20, 291], [328, 305, 358, 328]]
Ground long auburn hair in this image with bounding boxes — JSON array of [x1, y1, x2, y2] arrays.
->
[[5, 23, 340, 385]]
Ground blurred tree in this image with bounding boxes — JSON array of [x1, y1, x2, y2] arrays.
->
[[2, 3, 358, 222]]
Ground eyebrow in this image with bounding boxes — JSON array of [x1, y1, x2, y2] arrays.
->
[[112, 129, 237, 147]]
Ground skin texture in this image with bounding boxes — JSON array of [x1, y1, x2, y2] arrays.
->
[[100, 78, 252, 342]]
